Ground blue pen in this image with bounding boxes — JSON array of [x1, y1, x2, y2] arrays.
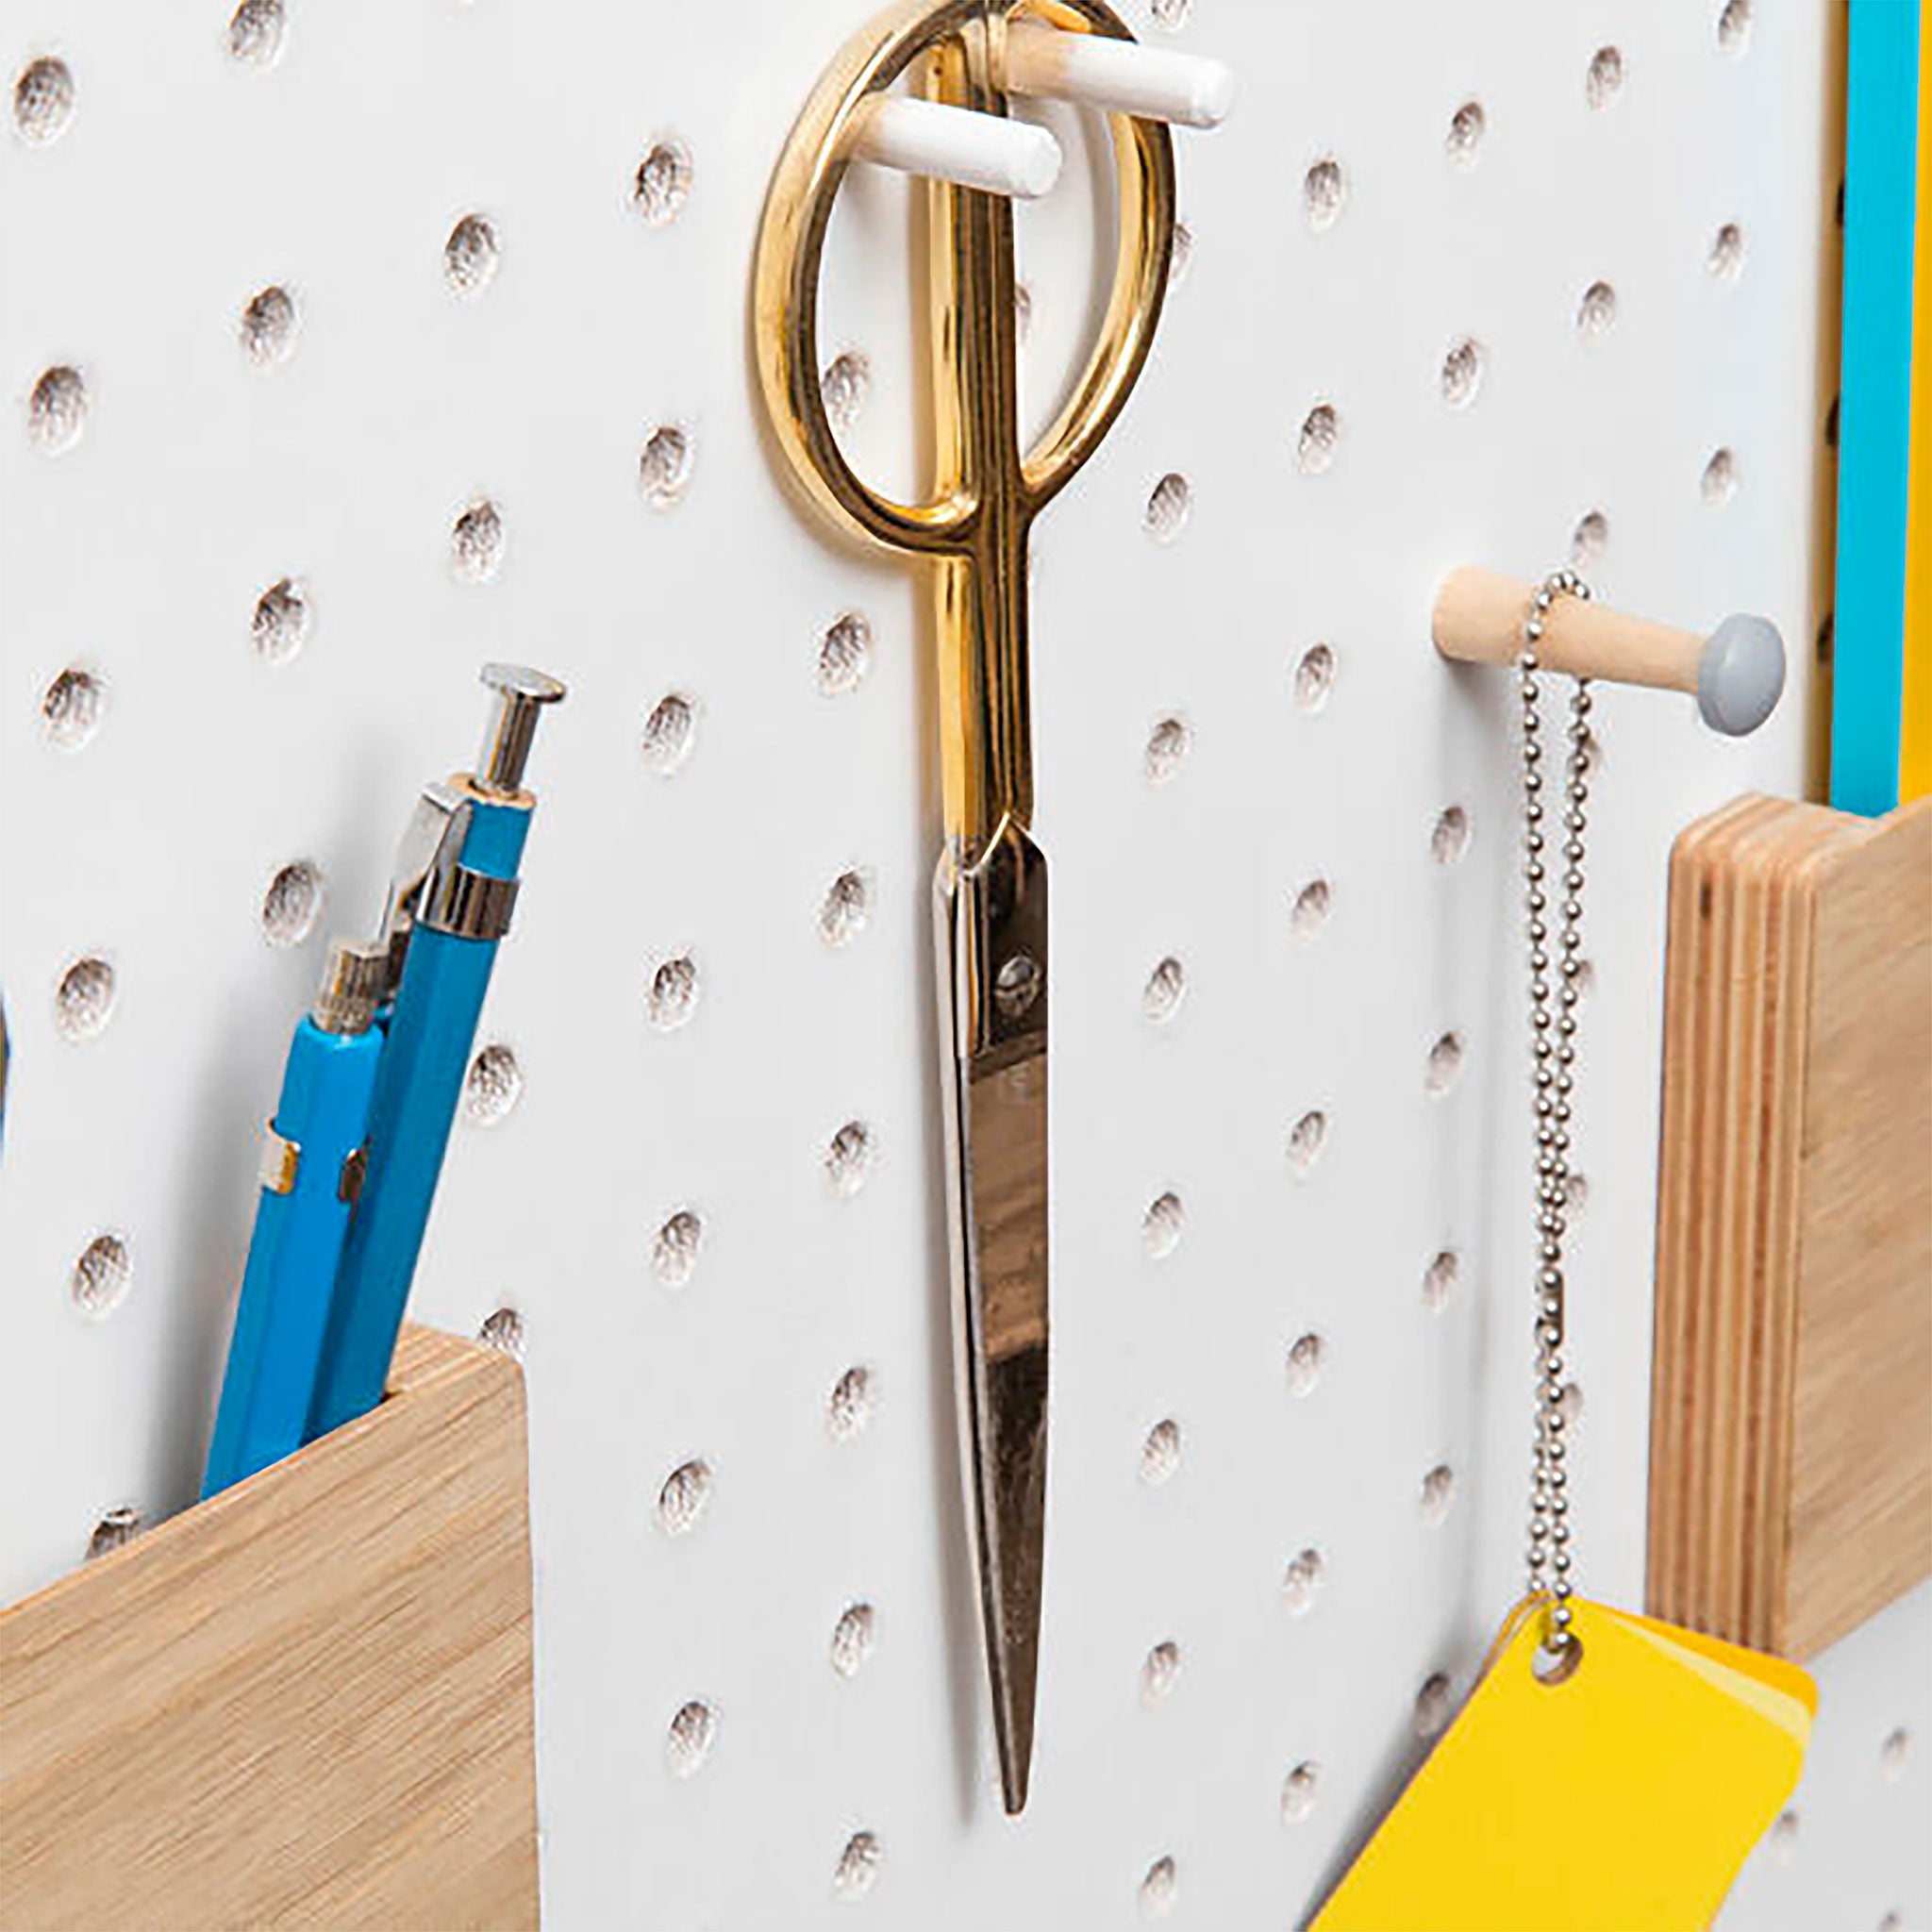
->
[[306, 663, 565, 1439], [202, 938, 389, 1496]]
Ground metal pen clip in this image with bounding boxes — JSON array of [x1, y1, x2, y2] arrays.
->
[[373, 784, 467, 997]]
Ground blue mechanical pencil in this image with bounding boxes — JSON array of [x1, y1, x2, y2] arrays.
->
[[306, 663, 565, 1439], [202, 938, 389, 1496]]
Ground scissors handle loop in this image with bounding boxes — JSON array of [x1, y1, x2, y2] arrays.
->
[[754, 0, 1175, 560]]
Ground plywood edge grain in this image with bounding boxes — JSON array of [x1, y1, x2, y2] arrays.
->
[[1650, 794, 1791, 1637], [0, 1324, 539, 1930]]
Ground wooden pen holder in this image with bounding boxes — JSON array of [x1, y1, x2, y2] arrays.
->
[[0, 1326, 540, 1929]]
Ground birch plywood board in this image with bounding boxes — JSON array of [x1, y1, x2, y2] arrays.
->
[[0, 1327, 539, 1930], [1650, 795, 1932, 1659]]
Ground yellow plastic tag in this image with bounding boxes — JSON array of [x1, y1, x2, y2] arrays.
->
[[1311, 1597, 1815, 1932]]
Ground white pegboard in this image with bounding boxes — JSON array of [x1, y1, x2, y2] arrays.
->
[[3, 2, 1924, 1927]]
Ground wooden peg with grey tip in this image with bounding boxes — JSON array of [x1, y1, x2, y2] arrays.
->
[[1432, 567, 1787, 736]]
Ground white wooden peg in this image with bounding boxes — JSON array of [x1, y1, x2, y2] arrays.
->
[[1432, 566, 1787, 736], [852, 94, 1063, 198], [1004, 21, 1236, 129]]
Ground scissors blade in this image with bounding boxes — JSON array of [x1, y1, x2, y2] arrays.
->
[[937, 815, 1050, 1814]]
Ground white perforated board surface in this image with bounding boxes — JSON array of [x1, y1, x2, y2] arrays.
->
[[3, 1, 1928, 1926]]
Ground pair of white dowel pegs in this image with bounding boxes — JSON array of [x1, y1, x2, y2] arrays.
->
[[1433, 568, 1788, 737], [852, 21, 1235, 198]]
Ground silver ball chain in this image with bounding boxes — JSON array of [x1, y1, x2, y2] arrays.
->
[[1518, 569, 1592, 1656]]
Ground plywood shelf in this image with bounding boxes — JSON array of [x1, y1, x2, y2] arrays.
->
[[0, 1325, 540, 1928], [1649, 794, 1932, 1659]]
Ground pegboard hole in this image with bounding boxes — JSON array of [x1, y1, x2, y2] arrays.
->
[[833, 1832, 881, 1901], [1296, 403, 1340, 475], [1293, 642, 1337, 712], [27, 365, 87, 454], [827, 1365, 875, 1441], [1585, 45, 1624, 109], [822, 351, 872, 430], [831, 1602, 877, 1677], [1143, 715, 1191, 784], [1701, 447, 1738, 505], [817, 611, 874, 696], [464, 1042, 524, 1124], [1576, 280, 1618, 341], [646, 954, 700, 1031], [1144, 472, 1191, 542], [41, 667, 106, 750], [1139, 1857, 1178, 1921], [634, 139, 693, 226], [1880, 1726, 1912, 1781], [1414, 1671, 1455, 1738], [1291, 877, 1333, 939], [1141, 1419, 1182, 1486], [13, 56, 75, 142], [226, 0, 286, 65], [1141, 1191, 1185, 1258], [1141, 956, 1186, 1024], [819, 869, 872, 946], [1287, 1331, 1327, 1395], [240, 285, 299, 367], [1445, 99, 1485, 167], [640, 691, 697, 774], [252, 577, 310, 664], [652, 1208, 703, 1288], [1708, 222, 1747, 280], [1423, 1248, 1460, 1312], [1571, 509, 1609, 566], [640, 425, 693, 508], [1281, 1760, 1322, 1824], [477, 1306, 525, 1360], [443, 213, 500, 296], [55, 956, 116, 1042], [1282, 1546, 1325, 1615], [1303, 157, 1345, 232], [85, 1505, 141, 1560], [1717, 0, 1753, 57], [657, 1457, 713, 1536], [1431, 805, 1471, 866], [1768, 1808, 1799, 1864], [260, 860, 324, 948], [1420, 1463, 1457, 1526], [70, 1232, 131, 1318], [825, 1120, 874, 1197], [1170, 220, 1194, 286], [451, 498, 507, 582], [1287, 1109, 1328, 1178], [1440, 338, 1485, 408], [666, 1699, 719, 1778], [1424, 1030, 1465, 1096], [1140, 1640, 1182, 1705]]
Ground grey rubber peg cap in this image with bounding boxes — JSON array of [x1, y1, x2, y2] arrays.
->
[[1697, 614, 1786, 736]]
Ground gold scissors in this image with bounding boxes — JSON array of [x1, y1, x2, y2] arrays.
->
[[755, 0, 1177, 1814]]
